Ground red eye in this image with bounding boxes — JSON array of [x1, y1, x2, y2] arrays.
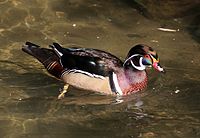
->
[[144, 55, 150, 58]]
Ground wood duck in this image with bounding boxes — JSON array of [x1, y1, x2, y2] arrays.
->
[[22, 42, 165, 99]]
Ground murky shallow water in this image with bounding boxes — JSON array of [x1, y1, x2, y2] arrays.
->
[[0, 0, 200, 138]]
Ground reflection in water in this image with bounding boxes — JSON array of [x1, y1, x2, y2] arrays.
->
[[0, 0, 200, 138]]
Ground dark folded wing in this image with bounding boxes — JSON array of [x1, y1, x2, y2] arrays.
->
[[60, 47, 123, 77]]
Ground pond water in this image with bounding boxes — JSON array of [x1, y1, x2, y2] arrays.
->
[[0, 0, 200, 138]]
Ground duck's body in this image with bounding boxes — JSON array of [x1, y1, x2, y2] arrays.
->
[[62, 66, 147, 95], [22, 42, 164, 98]]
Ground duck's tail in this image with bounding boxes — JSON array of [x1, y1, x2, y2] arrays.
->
[[22, 42, 64, 79]]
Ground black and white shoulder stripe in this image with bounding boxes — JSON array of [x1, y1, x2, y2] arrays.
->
[[109, 72, 123, 95], [61, 69, 106, 80]]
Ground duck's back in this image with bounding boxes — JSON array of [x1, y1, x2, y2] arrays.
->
[[56, 46, 123, 77]]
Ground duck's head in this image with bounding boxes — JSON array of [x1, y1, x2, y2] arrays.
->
[[123, 44, 165, 73]]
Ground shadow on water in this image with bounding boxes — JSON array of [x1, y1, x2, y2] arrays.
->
[[188, 14, 200, 43], [0, 0, 200, 138]]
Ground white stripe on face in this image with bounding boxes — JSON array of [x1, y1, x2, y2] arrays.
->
[[130, 57, 146, 71], [123, 54, 146, 71]]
